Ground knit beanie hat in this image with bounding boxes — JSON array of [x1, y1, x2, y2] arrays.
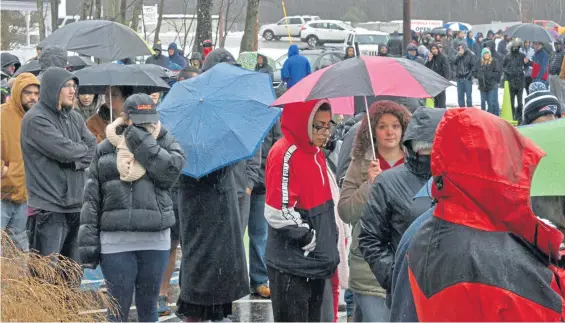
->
[[522, 90, 560, 125], [481, 47, 491, 57], [529, 81, 547, 94]]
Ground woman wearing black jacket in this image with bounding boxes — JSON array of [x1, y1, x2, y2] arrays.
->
[[79, 94, 185, 322], [475, 48, 500, 116]]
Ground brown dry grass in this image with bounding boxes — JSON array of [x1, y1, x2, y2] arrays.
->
[[1, 232, 117, 322]]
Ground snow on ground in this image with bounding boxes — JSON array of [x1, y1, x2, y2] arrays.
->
[[445, 82, 508, 108]]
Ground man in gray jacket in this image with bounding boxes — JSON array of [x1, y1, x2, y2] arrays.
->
[[21, 67, 96, 272]]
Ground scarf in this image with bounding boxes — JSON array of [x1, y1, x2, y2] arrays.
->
[[105, 117, 161, 182]]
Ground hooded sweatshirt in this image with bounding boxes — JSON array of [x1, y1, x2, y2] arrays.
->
[[38, 46, 68, 79], [408, 108, 565, 321], [145, 43, 170, 68], [358, 107, 444, 291], [168, 43, 188, 68], [21, 67, 96, 213], [1, 73, 40, 203], [281, 44, 312, 88], [76, 94, 104, 121], [255, 53, 274, 80], [265, 99, 339, 279], [1, 53, 21, 76]]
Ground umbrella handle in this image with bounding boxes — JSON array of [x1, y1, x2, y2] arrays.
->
[[364, 96, 377, 160]]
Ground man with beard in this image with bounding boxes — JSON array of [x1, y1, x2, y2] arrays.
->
[[21, 67, 96, 282], [426, 44, 450, 108], [1, 72, 40, 251], [503, 40, 529, 123]]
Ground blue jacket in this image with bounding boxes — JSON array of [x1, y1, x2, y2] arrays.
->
[[168, 43, 188, 68], [388, 206, 434, 322], [532, 48, 549, 81], [281, 44, 311, 88]]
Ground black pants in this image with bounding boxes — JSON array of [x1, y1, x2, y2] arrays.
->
[[525, 76, 533, 95], [268, 266, 326, 322], [509, 84, 524, 123], [434, 91, 447, 109]]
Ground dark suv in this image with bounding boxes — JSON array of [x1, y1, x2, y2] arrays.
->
[[272, 47, 344, 97]]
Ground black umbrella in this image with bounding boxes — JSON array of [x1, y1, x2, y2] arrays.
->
[[429, 27, 447, 36], [504, 23, 555, 43], [67, 56, 94, 71], [39, 20, 153, 61], [131, 64, 176, 80], [14, 60, 41, 76]]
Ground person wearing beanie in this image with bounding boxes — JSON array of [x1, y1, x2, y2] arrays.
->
[[475, 47, 499, 115], [503, 39, 528, 121], [549, 40, 565, 104], [358, 107, 444, 297], [522, 89, 561, 125]]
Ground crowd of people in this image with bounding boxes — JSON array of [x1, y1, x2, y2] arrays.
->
[[1, 28, 565, 323]]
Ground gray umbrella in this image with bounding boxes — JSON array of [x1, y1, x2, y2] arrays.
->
[[39, 20, 153, 61], [131, 64, 176, 80], [67, 56, 94, 71], [14, 60, 41, 76], [504, 23, 555, 43]]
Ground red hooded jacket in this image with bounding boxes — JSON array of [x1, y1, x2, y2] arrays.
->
[[264, 99, 339, 279], [407, 108, 565, 321]]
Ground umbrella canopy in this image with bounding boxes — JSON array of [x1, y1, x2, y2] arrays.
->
[[74, 63, 170, 95], [39, 20, 153, 61], [504, 23, 555, 43], [131, 64, 176, 80], [158, 63, 281, 179], [429, 27, 448, 36], [272, 56, 453, 106], [236, 52, 275, 71], [14, 60, 41, 76], [517, 118, 565, 196], [67, 56, 94, 71], [444, 22, 471, 31]]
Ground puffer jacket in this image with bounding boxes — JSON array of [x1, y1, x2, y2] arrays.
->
[[425, 46, 450, 79], [549, 49, 564, 75], [503, 50, 527, 89], [358, 107, 443, 291], [78, 124, 185, 266], [452, 43, 475, 79], [475, 60, 499, 92]]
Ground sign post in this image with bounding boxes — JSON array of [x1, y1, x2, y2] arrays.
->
[[281, 1, 293, 44]]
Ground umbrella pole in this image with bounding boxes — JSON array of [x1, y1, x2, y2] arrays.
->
[[364, 96, 377, 160]]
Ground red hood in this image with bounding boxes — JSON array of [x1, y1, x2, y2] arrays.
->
[[281, 100, 329, 154], [431, 108, 563, 260]]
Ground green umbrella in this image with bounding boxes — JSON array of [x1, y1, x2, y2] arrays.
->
[[237, 52, 275, 71], [518, 118, 565, 196]]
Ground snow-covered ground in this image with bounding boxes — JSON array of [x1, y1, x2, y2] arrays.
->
[[445, 82, 507, 108]]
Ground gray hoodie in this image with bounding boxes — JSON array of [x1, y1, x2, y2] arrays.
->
[[21, 67, 96, 213]]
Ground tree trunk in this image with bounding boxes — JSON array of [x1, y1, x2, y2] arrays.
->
[[192, 0, 213, 53], [239, 0, 260, 53], [50, 0, 59, 32], [131, 0, 143, 31], [253, 15, 259, 51], [220, 0, 232, 48], [80, 0, 92, 20], [119, 0, 127, 24], [94, 0, 102, 19], [36, 0, 46, 40], [153, 0, 165, 44], [216, 0, 225, 48]]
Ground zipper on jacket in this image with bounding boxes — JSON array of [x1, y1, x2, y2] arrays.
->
[[314, 148, 325, 186]]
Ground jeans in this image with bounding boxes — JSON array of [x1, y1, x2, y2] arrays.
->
[[480, 89, 499, 116], [344, 289, 354, 318], [100, 250, 169, 322], [248, 193, 268, 288], [26, 210, 80, 262], [457, 78, 473, 107], [238, 194, 251, 234], [353, 293, 389, 322], [1, 200, 28, 251]]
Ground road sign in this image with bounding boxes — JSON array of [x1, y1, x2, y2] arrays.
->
[[143, 5, 158, 25]]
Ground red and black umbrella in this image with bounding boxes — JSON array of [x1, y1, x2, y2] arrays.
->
[[272, 56, 453, 106]]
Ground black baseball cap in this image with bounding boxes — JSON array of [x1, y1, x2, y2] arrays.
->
[[124, 93, 160, 124]]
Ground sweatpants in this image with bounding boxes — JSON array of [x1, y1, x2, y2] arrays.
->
[[268, 266, 325, 322]]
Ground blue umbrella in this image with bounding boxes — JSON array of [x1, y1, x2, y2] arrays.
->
[[414, 178, 433, 200], [444, 22, 471, 31], [158, 63, 281, 179]]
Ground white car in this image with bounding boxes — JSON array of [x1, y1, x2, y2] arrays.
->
[[300, 20, 354, 47], [260, 16, 321, 41], [344, 30, 390, 56]]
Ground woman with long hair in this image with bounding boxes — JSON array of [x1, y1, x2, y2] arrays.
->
[[338, 100, 411, 321], [476, 48, 500, 115]]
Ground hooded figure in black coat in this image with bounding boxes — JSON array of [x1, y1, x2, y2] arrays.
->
[[358, 107, 444, 292]]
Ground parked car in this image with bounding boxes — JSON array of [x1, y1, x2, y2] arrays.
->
[[533, 20, 565, 35], [272, 47, 344, 97], [300, 20, 354, 47], [343, 30, 390, 56], [260, 16, 321, 41]]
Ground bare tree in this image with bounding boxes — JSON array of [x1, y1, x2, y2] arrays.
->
[[240, 0, 260, 52], [94, 0, 102, 19], [36, 0, 47, 40], [216, 0, 226, 47], [153, 0, 165, 44], [165, 0, 195, 51], [131, 0, 144, 31], [80, 0, 93, 20], [192, 0, 213, 53], [119, 0, 128, 24], [50, 0, 59, 32]]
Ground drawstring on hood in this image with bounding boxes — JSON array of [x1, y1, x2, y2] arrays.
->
[[431, 108, 563, 260]]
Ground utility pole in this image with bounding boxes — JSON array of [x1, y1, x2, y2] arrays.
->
[[403, 0, 411, 56]]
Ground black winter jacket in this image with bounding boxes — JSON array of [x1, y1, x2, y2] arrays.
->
[[550, 50, 564, 75], [453, 49, 475, 79], [358, 107, 443, 291], [476, 61, 500, 92], [79, 125, 185, 266], [425, 52, 450, 79], [503, 51, 527, 89]]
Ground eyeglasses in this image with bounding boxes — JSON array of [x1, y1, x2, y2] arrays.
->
[[312, 121, 335, 134], [62, 84, 78, 90]]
